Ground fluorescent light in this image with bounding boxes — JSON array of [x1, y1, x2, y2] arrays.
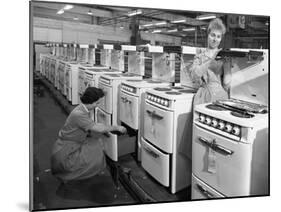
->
[[87, 10, 93, 15], [57, 9, 64, 15], [152, 29, 162, 33], [128, 9, 142, 16], [63, 5, 73, 10], [182, 27, 196, 31], [196, 14, 216, 20], [142, 23, 154, 27], [167, 29, 178, 32], [155, 21, 167, 26], [73, 17, 79, 20], [171, 19, 186, 23]]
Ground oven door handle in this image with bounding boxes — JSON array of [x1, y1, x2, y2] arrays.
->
[[146, 110, 163, 120], [213, 143, 234, 156], [153, 112, 163, 120], [121, 96, 130, 103], [198, 137, 234, 156], [146, 110, 153, 116], [143, 147, 159, 158], [196, 184, 214, 198]]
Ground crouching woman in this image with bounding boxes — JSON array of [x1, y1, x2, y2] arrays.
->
[[51, 87, 126, 183]]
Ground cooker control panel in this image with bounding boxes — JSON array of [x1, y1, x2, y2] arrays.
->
[[99, 76, 111, 85], [198, 113, 241, 136], [85, 72, 94, 80], [146, 93, 170, 108], [121, 83, 137, 94]]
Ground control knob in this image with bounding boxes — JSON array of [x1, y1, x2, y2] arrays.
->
[[199, 114, 205, 123], [205, 117, 212, 125], [232, 126, 240, 136], [218, 121, 225, 130], [225, 123, 233, 133], [211, 119, 218, 127]]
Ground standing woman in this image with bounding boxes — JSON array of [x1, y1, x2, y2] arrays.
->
[[51, 87, 126, 183], [189, 18, 232, 106]]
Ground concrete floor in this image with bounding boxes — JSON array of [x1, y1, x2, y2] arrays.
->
[[32, 83, 137, 210]]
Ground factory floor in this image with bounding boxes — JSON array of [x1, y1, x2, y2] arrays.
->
[[32, 81, 137, 210], [32, 73, 190, 211]]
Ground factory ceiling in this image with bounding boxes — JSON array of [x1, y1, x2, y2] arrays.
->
[[32, 1, 269, 40]]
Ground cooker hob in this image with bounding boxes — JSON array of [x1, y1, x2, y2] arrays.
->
[[230, 111, 255, 118], [165, 91, 182, 95], [146, 79, 163, 84], [171, 86, 185, 90], [179, 89, 196, 94], [106, 74, 121, 77], [154, 87, 172, 91], [205, 104, 228, 111], [126, 79, 143, 82]]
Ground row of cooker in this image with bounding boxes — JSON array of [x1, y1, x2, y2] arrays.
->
[[39, 45, 268, 200]]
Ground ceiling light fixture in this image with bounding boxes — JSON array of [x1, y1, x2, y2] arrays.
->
[[196, 14, 216, 20], [128, 9, 142, 16], [142, 23, 154, 27], [63, 5, 73, 10], [155, 21, 167, 26], [182, 27, 196, 31], [152, 29, 162, 33], [57, 9, 64, 15], [87, 10, 93, 15], [171, 19, 186, 23]]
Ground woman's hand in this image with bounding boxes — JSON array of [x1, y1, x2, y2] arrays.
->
[[117, 126, 127, 134], [208, 59, 222, 72]]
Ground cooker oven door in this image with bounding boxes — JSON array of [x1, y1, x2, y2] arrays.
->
[[141, 137, 170, 186], [78, 70, 84, 95], [192, 174, 225, 200], [192, 124, 252, 197], [98, 82, 112, 114], [55, 64, 59, 89], [65, 68, 71, 88], [95, 107, 118, 161], [144, 101, 174, 153], [66, 86, 71, 101], [59, 68, 64, 92], [83, 77, 91, 92], [119, 91, 139, 130]]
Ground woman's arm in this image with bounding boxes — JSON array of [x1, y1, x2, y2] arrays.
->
[[222, 58, 232, 90], [189, 55, 210, 84]]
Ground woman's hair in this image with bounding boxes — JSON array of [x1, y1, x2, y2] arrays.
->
[[80, 87, 104, 104], [207, 18, 226, 35]]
